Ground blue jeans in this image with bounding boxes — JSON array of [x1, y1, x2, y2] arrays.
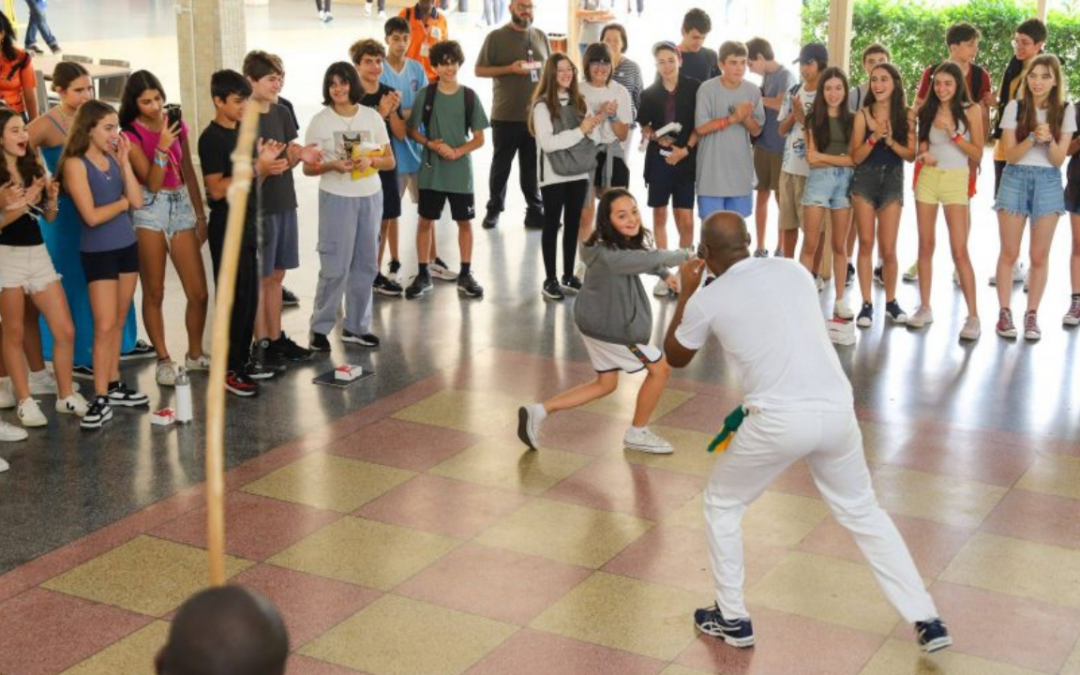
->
[[993, 164, 1065, 220], [24, 0, 58, 49], [698, 194, 753, 219]]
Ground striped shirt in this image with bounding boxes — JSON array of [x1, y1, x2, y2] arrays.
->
[[612, 57, 644, 123]]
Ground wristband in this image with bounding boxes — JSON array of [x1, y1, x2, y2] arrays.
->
[[607, 114, 618, 122], [865, 136, 877, 146], [154, 156, 168, 169], [1027, 132, 1036, 143], [951, 132, 963, 144], [715, 117, 731, 132]]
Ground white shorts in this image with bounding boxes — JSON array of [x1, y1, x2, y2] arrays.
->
[[581, 335, 661, 373], [0, 244, 60, 294]]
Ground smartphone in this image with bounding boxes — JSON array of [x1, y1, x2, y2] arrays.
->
[[165, 104, 182, 128]]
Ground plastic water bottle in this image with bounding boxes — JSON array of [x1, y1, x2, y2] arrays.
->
[[175, 367, 193, 423]]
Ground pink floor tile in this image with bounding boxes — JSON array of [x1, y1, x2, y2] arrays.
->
[[231, 565, 380, 648], [449, 350, 595, 400], [326, 418, 483, 471], [0, 588, 153, 675], [464, 628, 665, 675], [536, 409, 631, 457], [543, 460, 705, 521], [980, 489, 1080, 550], [677, 606, 885, 675], [884, 435, 1036, 487], [656, 394, 743, 434], [396, 543, 591, 626], [288, 655, 370, 675], [151, 492, 342, 562], [891, 582, 1080, 673], [796, 513, 973, 578], [602, 525, 786, 596], [355, 475, 531, 539]]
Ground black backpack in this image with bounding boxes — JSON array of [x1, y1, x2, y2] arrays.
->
[[420, 84, 477, 165]]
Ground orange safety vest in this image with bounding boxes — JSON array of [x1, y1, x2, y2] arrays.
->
[[399, 5, 448, 82]]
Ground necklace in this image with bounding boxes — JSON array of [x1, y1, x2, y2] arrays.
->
[[54, 107, 74, 135], [334, 105, 360, 131]]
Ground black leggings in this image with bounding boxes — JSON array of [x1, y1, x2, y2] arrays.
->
[[540, 180, 588, 281], [314, 0, 330, 10], [366, 0, 386, 9]]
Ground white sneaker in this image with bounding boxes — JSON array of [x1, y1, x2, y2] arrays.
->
[[323, 10, 333, 21], [185, 353, 211, 371], [156, 360, 178, 387], [318, 9, 326, 20], [959, 316, 981, 342], [0, 455, 8, 472], [429, 258, 459, 281], [364, 2, 371, 14], [516, 403, 545, 451], [834, 297, 853, 320], [653, 278, 670, 297], [17, 398, 47, 427], [378, 10, 386, 18], [0, 419, 27, 442], [902, 262, 919, 282], [624, 426, 674, 454], [907, 306, 934, 329], [0, 377, 14, 410], [56, 392, 89, 417], [814, 275, 825, 292]]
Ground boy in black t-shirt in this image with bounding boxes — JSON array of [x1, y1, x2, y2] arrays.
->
[[677, 9, 719, 83]]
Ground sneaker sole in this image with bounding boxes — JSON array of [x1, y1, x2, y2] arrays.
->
[[959, 332, 981, 342], [18, 416, 47, 428], [56, 405, 88, 417], [996, 329, 1018, 339], [308, 344, 332, 353], [921, 636, 953, 653], [517, 407, 537, 451], [81, 408, 113, 430], [248, 371, 277, 381], [374, 287, 404, 297], [457, 287, 484, 298], [341, 337, 379, 347], [856, 318, 872, 328], [405, 285, 433, 300], [625, 443, 674, 455], [542, 291, 565, 301], [226, 385, 259, 398], [431, 271, 459, 282], [886, 314, 908, 325], [694, 623, 755, 648], [1024, 332, 1041, 341], [72, 368, 95, 380], [1065, 317, 1080, 326], [108, 397, 149, 408]]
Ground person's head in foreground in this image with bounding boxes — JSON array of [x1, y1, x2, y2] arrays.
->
[[698, 210, 751, 277], [156, 586, 289, 675]]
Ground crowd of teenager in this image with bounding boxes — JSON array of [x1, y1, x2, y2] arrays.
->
[[0, 2, 1077, 454]]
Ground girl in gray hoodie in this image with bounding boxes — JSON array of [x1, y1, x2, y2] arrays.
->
[[517, 188, 692, 454]]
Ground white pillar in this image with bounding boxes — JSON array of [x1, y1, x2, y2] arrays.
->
[[827, 0, 854, 72], [176, 0, 248, 140]]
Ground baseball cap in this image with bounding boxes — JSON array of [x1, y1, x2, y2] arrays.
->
[[794, 43, 829, 66]]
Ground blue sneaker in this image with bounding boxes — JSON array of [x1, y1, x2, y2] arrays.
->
[[915, 618, 952, 653], [693, 604, 755, 648]]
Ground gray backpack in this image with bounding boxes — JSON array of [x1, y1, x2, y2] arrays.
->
[[539, 100, 597, 180]]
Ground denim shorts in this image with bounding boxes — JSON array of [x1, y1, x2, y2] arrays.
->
[[698, 195, 753, 219], [802, 167, 854, 209], [133, 187, 197, 237], [993, 164, 1065, 220], [851, 163, 904, 210]]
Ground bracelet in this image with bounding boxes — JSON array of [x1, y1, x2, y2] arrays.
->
[[155, 148, 169, 158], [865, 136, 877, 146], [1027, 132, 1036, 143], [951, 132, 963, 144], [154, 156, 168, 168], [715, 117, 731, 132], [607, 114, 618, 122]]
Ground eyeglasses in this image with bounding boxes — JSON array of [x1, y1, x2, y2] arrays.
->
[[1012, 38, 1035, 49]]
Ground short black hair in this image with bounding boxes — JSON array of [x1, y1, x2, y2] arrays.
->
[[682, 8, 711, 35], [745, 37, 773, 62], [429, 40, 465, 67], [384, 16, 410, 38], [600, 23, 628, 54], [211, 69, 252, 103], [322, 62, 362, 106], [1017, 18, 1047, 45], [945, 22, 980, 46]]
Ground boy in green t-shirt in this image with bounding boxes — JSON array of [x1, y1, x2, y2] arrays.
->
[[406, 40, 490, 300]]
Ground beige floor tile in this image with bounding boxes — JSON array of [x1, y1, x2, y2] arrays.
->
[[871, 466, 1007, 529], [268, 517, 459, 591], [42, 536, 253, 617], [1016, 453, 1080, 500], [742, 491, 831, 547], [618, 426, 719, 477], [659, 666, 715, 675], [940, 532, 1080, 609], [581, 387, 695, 422], [59, 622, 170, 675], [531, 571, 701, 661], [299, 594, 517, 675], [242, 452, 414, 513], [430, 439, 590, 495], [664, 493, 705, 530], [1062, 636, 1080, 675], [476, 499, 653, 568], [392, 389, 523, 435], [746, 551, 901, 635], [858, 638, 1046, 675]]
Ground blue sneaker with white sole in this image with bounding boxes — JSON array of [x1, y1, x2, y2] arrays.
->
[[693, 604, 755, 648], [915, 618, 952, 653]]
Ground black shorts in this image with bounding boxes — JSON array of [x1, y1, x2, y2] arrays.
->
[[379, 169, 402, 221], [418, 189, 475, 222], [593, 152, 630, 190], [81, 243, 139, 283], [645, 157, 695, 209]]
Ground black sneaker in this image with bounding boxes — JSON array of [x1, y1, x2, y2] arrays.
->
[[387, 259, 403, 283], [915, 618, 953, 653], [25, 44, 44, 55], [845, 262, 855, 287], [405, 274, 433, 300], [524, 209, 545, 229], [81, 396, 113, 430], [252, 339, 288, 374], [482, 210, 499, 229], [885, 299, 908, 325], [281, 286, 300, 307], [49, 44, 62, 55], [225, 371, 259, 397], [457, 272, 484, 298], [72, 365, 95, 380], [693, 604, 755, 648], [245, 359, 277, 381], [272, 332, 313, 362], [542, 278, 565, 301], [107, 382, 149, 407], [856, 301, 873, 328], [373, 273, 403, 297], [309, 332, 331, 352], [872, 263, 884, 287], [561, 275, 583, 293], [120, 338, 156, 361], [342, 330, 380, 347]]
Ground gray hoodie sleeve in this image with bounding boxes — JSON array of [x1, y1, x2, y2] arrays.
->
[[597, 248, 691, 276]]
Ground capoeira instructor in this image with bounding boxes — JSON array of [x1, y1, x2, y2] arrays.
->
[[663, 210, 952, 653]]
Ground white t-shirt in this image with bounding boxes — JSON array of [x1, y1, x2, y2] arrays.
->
[[581, 81, 634, 157], [1000, 100, 1078, 168], [779, 84, 817, 177], [304, 105, 390, 198], [675, 258, 853, 412]]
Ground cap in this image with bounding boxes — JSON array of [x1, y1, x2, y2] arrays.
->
[[652, 41, 679, 57], [794, 43, 829, 66]]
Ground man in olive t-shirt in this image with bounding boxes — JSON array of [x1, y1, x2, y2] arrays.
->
[[474, 0, 549, 230]]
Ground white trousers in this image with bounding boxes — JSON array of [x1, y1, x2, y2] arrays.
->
[[703, 408, 939, 624]]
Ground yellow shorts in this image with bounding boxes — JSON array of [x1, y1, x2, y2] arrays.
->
[[914, 166, 969, 206]]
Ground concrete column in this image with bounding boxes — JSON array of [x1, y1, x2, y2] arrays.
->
[[827, 0, 853, 71], [176, 0, 248, 141]]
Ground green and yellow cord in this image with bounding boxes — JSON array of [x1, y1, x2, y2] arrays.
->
[[707, 406, 746, 454]]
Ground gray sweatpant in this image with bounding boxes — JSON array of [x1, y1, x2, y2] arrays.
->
[[309, 190, 382, 337]]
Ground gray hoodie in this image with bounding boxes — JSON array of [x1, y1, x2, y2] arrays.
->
[[573, 245, 692, 345]]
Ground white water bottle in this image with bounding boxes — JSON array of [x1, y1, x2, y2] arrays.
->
[[175, 367, 193, 423]]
